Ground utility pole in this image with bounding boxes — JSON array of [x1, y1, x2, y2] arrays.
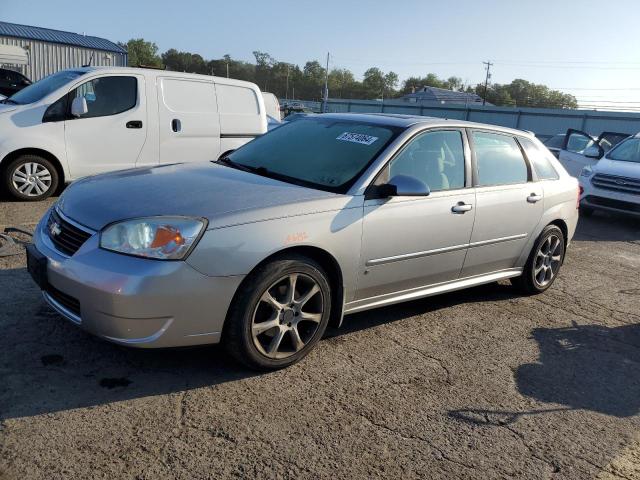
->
[[482, 61, 493, 106], [226, 61, 229, 78], [322, 52, 329, 113], [285, 64, 290, 100]]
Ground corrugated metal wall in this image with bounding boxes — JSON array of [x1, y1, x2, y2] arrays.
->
[[0, 36, 127, 81], [290, 99, 640, 140]]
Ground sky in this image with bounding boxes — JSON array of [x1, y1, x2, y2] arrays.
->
[[3, 0, 640, 110]]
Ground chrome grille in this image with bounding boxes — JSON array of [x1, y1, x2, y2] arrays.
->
[[46, 209, 93, 256], [591, 174, 640, 195]]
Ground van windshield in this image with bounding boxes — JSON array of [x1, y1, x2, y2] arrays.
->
[[4, 70, 86, 105], [225, 117, 402, 193]]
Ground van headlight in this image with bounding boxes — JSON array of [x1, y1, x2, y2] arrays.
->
[[580, 166, 593, 177], [100, 217, 206, 260]]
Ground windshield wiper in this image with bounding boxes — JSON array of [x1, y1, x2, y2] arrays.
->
[[216, 157, 273, 177]]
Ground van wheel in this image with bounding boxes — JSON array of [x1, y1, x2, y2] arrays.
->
[[511, 225, 565, 295], [224, 254, 331, 371], [3, 155, 59, 201]]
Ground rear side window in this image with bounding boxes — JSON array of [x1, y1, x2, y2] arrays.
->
[[519, 137, 559, 180], [72, 76, 137, 118], [217, 84, 259, 114], [160, 78, 217, 113], [473, 131, 528, 186]]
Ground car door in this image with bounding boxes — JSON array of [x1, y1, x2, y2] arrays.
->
[[157, 76, 221, 164], [558, 129, 598, 177], [355, 129, 475, 301], [65, 75, 147, 178], [460, 130, 543, 278]]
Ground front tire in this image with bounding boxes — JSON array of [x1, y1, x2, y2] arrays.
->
[[223, 254, 332, 370], [3, 155, 59, 201], [512, 225, 565, 295]]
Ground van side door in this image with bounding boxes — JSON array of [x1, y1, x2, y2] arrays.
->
[[157, 77, 221, 163], [460, 130, 543, 277]]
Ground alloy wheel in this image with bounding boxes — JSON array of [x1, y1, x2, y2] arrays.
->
[[534, 234, 563, 287], [11, 162, 53, 197], [251, 273, 324, 360]]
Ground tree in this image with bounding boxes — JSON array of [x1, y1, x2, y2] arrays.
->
[[363, 67, 385, 99], [475, 79, 577, 108], [120, 39, 162, 67], [383, 71, 399, 98]]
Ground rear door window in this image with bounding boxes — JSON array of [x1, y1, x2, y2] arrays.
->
[[472, 131, 529, 186], [519, 137, 559, 180]]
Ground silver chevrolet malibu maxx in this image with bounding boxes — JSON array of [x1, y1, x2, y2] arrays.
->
[[27, 114, 579, 370]]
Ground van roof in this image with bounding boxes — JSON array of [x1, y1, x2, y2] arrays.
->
[[73, 66, 260, 89]]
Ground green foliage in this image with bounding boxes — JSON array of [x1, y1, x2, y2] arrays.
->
[[120, 38, 578, 108], [120, 39, 162, 68]]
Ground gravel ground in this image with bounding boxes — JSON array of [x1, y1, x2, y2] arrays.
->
[[1, 197, 639, 479]]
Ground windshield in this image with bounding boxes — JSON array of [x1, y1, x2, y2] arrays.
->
[[607, 137, 640, 164], [226, 117, 401, 192], [5, 70, 86, 105]]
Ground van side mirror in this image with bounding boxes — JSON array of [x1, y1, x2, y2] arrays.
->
[[71, 96, 88, 118], [377, 175, 431, 198]]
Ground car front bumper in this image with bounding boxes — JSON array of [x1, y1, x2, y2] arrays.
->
[[32, 210, 244, 348], [580, 178, 640, 217]]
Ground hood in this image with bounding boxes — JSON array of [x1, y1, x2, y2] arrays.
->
[[58, 162, 338, 231], [594, 158, 640, 178], [0, 103, 17, 114]]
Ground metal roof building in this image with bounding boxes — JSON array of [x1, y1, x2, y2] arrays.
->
[[0, 21, 127, 81], [402, 86, 490, 106]]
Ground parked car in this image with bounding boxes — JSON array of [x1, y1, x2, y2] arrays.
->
[[579, 132, 640, 217], [0, 66, 267, 201], [0, 67, 31, 97], [542, 134, 566, 158], [556, 129, 630, 177], [27, 114, 579, 370]]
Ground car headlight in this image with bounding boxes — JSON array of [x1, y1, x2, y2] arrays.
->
[[580, 166, 593, 177], [100, 217, 206, 260]]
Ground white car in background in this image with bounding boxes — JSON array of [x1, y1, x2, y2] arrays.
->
[[0, 93, 5, 101], [557, 129, 630, 177], [579, 132, 640, 217], [0, 67, 268, 201]]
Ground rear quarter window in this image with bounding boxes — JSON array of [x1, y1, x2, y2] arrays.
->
[[519, 137, 560, 180]]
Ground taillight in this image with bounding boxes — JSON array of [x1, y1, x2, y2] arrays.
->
[[577, 185, 583, 209]]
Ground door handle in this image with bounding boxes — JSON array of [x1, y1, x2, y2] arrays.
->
[[451, 202, 473, 214], [126, 120, 143, 129], [527, 193, 543, 203], [171, 118, 181, 132]]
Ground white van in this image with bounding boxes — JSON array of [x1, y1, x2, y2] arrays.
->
[[0, 66, 268, 200]]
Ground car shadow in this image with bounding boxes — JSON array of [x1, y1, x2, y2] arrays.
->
[[575, 213, 640, 242], [449, 321, 640, 426], [0, 266, 519, 421]]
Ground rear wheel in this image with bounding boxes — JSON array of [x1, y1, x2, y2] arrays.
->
[[224, 255, 331, 370], [512, 225, 565, 294], [3, 155, 59, 201]]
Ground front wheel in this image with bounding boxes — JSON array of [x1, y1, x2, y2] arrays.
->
[[223, 255, 332, 370], [3, 155, 59, 201], [512, 225, 565, 294]]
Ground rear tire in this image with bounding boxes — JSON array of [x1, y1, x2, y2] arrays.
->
[[511, 225, 565, 295], [3, 155, 59, 201], [223, 254, 332, 371]]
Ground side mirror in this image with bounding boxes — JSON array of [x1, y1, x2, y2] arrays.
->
[[583, 145, 603, 159], [21, 79, 31, 86], [71, 96, 88, 118], [378, 174, 431, 197]]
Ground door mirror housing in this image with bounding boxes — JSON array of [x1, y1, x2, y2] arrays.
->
[[583, 145, 603, 159], [377, 174, 431, 198], [71, 96, 88, 118]]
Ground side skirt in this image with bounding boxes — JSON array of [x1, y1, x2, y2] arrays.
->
[[343, 268, 522, 315]]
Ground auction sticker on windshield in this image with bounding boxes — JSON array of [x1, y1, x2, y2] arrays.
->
[[336, 132, 379, 145]]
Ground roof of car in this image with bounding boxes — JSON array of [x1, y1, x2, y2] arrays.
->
[[318, 113, 534, 137]]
